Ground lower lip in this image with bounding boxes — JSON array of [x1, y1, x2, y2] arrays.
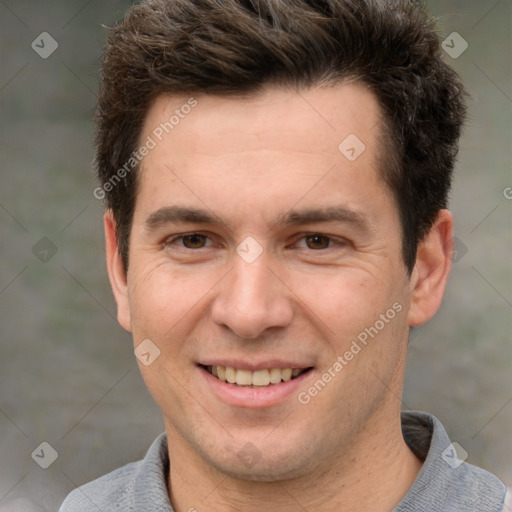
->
[[199, 366, 312, 408]]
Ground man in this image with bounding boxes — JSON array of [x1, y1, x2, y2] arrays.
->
[[60, 0, 510, 510]]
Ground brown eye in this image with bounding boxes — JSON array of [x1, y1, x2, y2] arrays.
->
[[305, 234, 331, 249], [182, 234, 208, 249]]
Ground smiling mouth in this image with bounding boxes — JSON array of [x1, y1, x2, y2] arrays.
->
[[201, 365, 313, 387]]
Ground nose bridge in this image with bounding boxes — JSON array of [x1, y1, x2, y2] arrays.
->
[[232, 255, 271, 306], [211, 251, 292, 338]]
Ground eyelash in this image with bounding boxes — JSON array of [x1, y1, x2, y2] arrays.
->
[[164, 232, 346, 250]]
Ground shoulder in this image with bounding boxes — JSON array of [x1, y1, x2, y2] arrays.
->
[[59, 433, 170, 512], [59, 460, 141, 511], [398, 411, 508, 511]]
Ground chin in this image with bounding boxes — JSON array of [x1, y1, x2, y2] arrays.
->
[[206, 442, 318, 483], [217, 461, 311, 483]]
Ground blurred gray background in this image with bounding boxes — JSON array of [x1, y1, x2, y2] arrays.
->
[[0, 0, 510, 509]]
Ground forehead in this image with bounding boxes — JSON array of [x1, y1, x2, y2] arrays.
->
[[133, 83, 391, 229], [141, 83, 383, 163]]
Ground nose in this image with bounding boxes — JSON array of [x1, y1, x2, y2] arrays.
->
[[211, 252, 294, 339]]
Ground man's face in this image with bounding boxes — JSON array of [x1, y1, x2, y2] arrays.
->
[[112, 84, 417, 480]]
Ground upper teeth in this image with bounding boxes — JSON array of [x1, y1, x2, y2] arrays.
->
[[210, 366, 302, 386]]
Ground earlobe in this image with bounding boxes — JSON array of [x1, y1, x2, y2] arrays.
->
[[407, 209, 453, 327], [104, 211, 132, 332]]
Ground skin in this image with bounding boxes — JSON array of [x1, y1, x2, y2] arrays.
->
[[105, 83, 453, 511]]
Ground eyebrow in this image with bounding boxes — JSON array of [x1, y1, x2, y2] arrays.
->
[[145, 206, 218, 230], [144, 205, 369, 232], [278, 207, 368, 229]]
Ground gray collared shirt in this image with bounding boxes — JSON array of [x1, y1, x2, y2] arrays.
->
[[60, 411, 508, 511]]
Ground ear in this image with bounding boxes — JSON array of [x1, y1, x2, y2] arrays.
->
[[104, 210, 132, 332], [407, 209, 453, 327]]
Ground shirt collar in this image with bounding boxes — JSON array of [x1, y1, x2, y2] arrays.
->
[[132, 412, 506, 511], [395, 411, 506, 511]]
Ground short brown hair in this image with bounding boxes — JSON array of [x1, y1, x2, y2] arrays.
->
[[96, 0, 466, 273]]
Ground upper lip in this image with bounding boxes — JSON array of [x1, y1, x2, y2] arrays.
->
[[198, 360, 314, 371]]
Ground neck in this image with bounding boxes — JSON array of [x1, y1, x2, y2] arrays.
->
[[165, 408, 423, 512]]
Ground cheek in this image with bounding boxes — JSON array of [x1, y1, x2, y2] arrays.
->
[[291, 268, 395, 337], [126, 263, 205, 342]]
